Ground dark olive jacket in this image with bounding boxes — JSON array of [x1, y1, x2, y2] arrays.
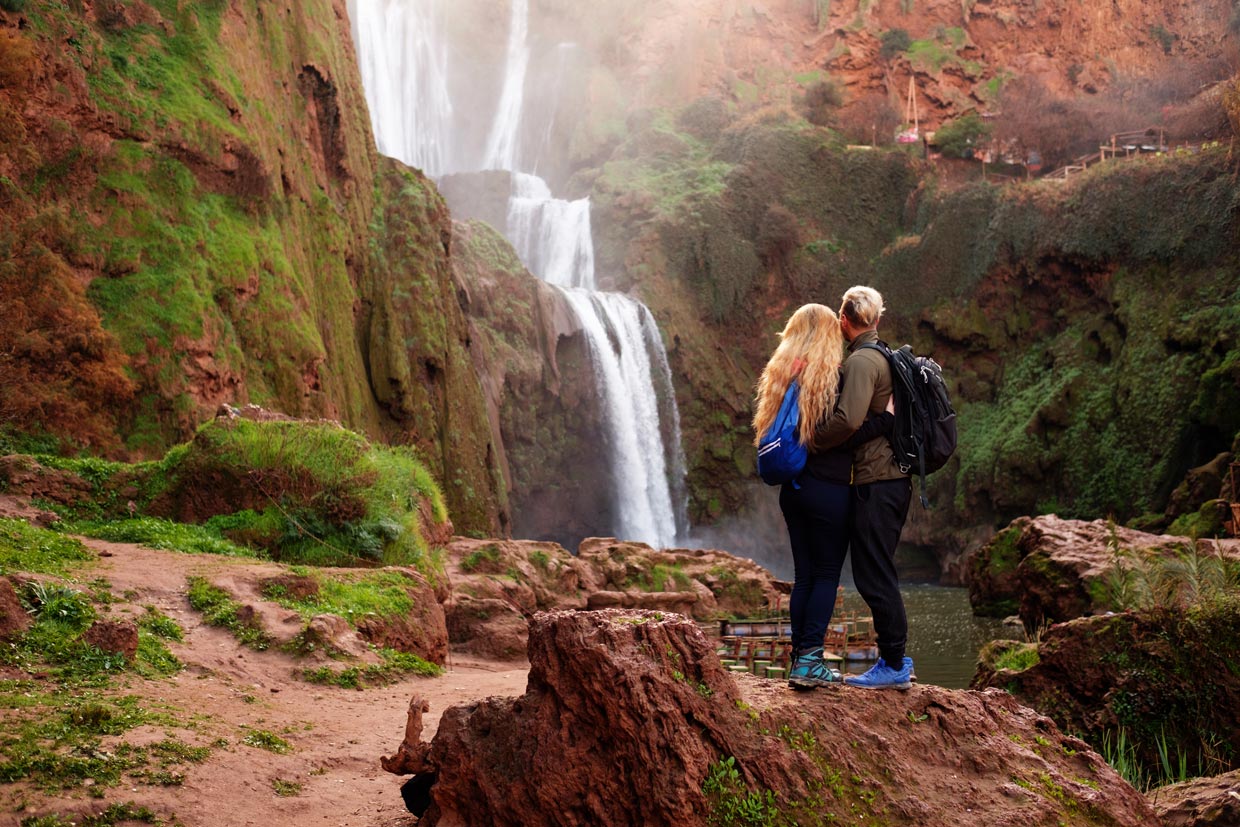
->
[[811, 329, 906, 484]]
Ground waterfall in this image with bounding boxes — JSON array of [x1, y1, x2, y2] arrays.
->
[[481, 0, 530, 171], [507, 173, 595, 290], [351, 0, 455, 176], [351, 0, 688, 549]]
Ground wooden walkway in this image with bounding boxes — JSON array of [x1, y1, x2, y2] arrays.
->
[[715, 589, 879, 679], [1044, 127, 1171, 180]]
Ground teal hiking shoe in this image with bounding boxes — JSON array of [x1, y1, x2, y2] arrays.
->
[[844, 657, 912, 690], [787, 647, 842, 690]]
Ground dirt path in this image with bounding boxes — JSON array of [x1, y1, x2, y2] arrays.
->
[[6, 541, 530, 827]]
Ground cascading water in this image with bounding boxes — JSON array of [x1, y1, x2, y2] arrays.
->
[[351, 0, 688, 548], [350, 0, 455, 175]]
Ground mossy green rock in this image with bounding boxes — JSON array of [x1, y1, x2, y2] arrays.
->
[[973, 597, 1240, 785]]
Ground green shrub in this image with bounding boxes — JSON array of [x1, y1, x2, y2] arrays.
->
[[803, 79, 844, 126], [0, 0, 27, 14], [1149, 24, 1175, 54], [186, 577, 270, 650], [934, 112, 990, 158], [879, 29, 911, 61], [994, 643, 1039, 672]]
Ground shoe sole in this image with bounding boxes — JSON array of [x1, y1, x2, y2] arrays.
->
[[843, 680, 911, 690], [788, 678, 840, 690]]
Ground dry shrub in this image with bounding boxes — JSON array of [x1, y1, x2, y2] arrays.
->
[[802, 80, 844, 127], [837, 94, 902, 146], [996, 63, 1235, 168], [1223, 78, 1240, 139], [755, 203, 799, 270], [993, 77, 1097, 169]]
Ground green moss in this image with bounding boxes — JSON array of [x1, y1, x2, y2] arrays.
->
[[261, 569, 415, 626], [299, 647, 441, 688], [66, 517, 257, 558], [628, 563, 692, 592], [0, 519, 93, 576], [460, 544, 504, 574], [19, 802, 176, 827], [993, 643, 1039, 672], [240, 729, 291, 754], [186, 576, 271, 650]]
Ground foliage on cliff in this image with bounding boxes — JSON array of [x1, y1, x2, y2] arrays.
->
[[881, 147, 1240, 532], [586, 101, 919, 525]]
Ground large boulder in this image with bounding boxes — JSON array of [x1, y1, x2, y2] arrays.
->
[[576, 537, 782, 619], [390, 609, 1159, 827], [972, 597, 1240, 783], [1152, 769, 1240, 827], [968, 515, 1240, 628], [443, 537, 590, 660]]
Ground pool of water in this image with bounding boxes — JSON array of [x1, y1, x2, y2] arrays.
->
[[835, 583, 1014, 689]]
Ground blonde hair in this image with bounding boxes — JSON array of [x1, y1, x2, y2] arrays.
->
[[752, 304, 844, 446], [840, 285, 885, 329]]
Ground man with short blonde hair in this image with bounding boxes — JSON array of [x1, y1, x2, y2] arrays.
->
[[814, 285, 913, 690]]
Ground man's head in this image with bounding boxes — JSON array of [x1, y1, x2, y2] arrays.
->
[[839, 286, 884, 342]]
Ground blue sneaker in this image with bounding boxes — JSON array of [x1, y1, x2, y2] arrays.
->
[[788, 647, 842, 690], [844, 657, 912, 690]]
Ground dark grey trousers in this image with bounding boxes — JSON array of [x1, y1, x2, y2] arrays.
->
[[850, 477, 912, 665]]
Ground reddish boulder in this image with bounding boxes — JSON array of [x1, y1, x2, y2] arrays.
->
[[0, 456, 95, 508], [442, 537, 784, 661], [576, 537, 782, 619], [0, 495, 60, 528], [355, 567, 448, 665], [968, 516, 1240, 628], [82, 619, 138, 661], [442, 538, 592, 661], [397, 609, 1158, 827], [1153, 769, 1240, 826], [0, 577, 32, 642]]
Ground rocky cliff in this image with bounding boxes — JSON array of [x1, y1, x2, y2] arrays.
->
[[0, 0, 506, 535], [3, 0, 1237, 565]]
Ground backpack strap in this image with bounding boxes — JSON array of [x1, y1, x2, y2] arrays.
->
[[857, 341, 930, 508]]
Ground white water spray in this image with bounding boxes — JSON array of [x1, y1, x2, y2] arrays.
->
[[351, 0, 688, 548], [481, 0, 530, 171]]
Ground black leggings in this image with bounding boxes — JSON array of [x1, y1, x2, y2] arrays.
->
[[850, 478, 912, 664], [780, 475, 851, 653]]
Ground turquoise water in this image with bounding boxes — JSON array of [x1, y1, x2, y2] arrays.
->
[[835, 583, 1012, 690]]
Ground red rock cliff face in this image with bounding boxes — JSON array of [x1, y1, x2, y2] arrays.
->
[[525, 0, 1234, 136], [407, 609, 1159, 827], [0, 1, 507, 534]]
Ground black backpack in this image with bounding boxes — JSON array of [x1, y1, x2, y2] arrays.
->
[[860, 342, 958, 508]]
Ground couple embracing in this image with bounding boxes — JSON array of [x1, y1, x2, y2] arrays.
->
[[752, 286, 913, 691]]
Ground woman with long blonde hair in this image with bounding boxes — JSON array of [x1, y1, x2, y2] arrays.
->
[[753, 303, 892, 689]]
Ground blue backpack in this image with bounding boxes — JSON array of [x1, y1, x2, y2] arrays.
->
[[757, 380, 807, 486]]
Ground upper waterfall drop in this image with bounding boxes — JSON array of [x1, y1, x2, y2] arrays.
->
[[349, 0, 688, 549], [351, 0, 456, 176], [481, 0, 531, 172]]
